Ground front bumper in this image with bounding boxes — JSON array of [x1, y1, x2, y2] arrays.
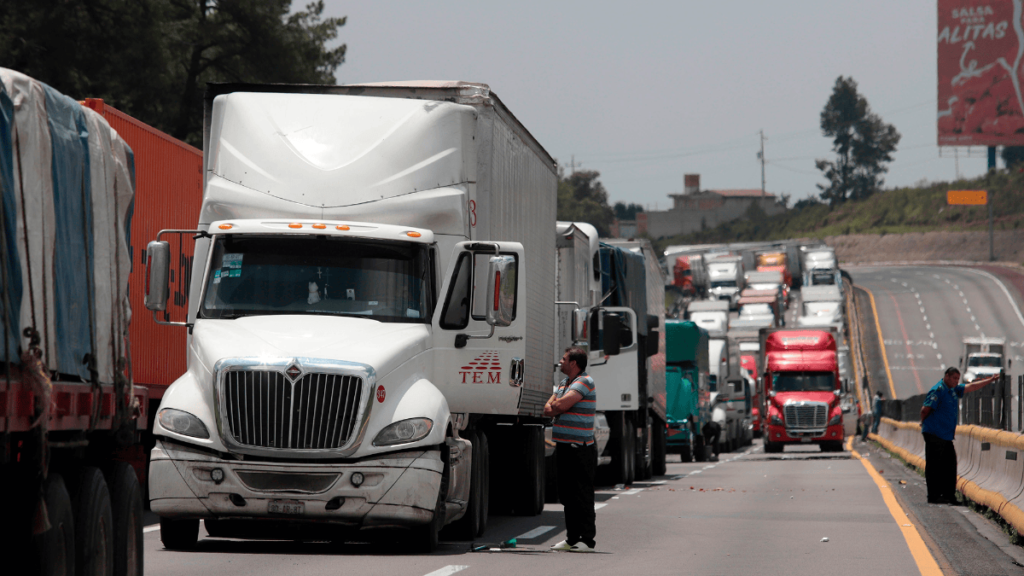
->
[[764, 423, 844, 444], [149, 439, 442, 527]]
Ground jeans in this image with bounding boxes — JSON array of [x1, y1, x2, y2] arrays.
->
[[556, 442, 597, 547]]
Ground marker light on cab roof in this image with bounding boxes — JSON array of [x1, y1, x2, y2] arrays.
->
[[406, 231, 421, 238], [312, 223, 326, 230], [288, 223, 302, 229], [336, 225, 350, 231], [218, 224, 233, 230]]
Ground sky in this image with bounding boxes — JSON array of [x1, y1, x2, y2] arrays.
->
[[316, 0, 988, 209]]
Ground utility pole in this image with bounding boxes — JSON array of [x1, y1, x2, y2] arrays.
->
[[759, 130, 766, 198]]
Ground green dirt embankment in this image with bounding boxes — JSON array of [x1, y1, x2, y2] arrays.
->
[[654, 170, 1024, 265]]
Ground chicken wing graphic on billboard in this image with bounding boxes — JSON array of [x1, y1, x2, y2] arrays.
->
[[938, 0, 1024, 145]]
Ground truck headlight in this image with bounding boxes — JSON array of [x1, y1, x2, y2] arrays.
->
[[372, 418, 433, 446], [769, 414, 783, 426], [828, 413, 842, 426], [964, 372, 976, 383], [158, 408, 210, 439]]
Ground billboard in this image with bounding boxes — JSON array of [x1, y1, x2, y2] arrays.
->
[[938, 0, 1024, 146]]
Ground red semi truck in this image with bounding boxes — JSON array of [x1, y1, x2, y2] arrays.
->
[[759, 329, 844, 453]]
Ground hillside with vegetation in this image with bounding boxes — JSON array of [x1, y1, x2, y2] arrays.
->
[[653, 170, 1024, 254]]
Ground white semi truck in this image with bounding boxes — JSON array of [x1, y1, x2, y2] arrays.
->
[[960, 337, 1009, 383], [707, 255, 744, 310], [144, 81, 597, 551]]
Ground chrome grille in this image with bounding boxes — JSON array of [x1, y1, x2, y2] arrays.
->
[[223, 371, 363, 450], [783, 402, 827, 429]]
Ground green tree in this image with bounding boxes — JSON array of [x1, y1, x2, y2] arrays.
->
[[815, 76, 901, 206], [557, 169, 615, 236], [0, 0, 346, 145], [613, 201, 644, 220], [1001, 146, 1024, 169]]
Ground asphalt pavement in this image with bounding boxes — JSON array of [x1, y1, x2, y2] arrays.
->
[[849, 266, 1024, 401], [143, 442, 928, 576]]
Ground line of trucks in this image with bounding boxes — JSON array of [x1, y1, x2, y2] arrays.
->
[[663, 242, 856, 459], [3, 70, 680, 570]]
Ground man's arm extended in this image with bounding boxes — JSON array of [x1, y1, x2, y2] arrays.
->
[[544, 390, 582, 417], [964, 373, 1001, 393]]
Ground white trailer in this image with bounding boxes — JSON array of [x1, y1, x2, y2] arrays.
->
[[707, 256, 744, 310], [145, 81, 560, 550]]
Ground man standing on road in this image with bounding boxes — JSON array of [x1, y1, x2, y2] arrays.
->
[[544, 347, 597, 553], [920, 366, 1000, 504], [862, 391, 883, 441]]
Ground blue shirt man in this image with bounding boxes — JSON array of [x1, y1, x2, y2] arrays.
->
[[920, 366, 999, 504]]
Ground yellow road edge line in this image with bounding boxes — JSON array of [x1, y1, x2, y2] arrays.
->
[[862, 284, 898, 400], [850, 441, 942, 576]]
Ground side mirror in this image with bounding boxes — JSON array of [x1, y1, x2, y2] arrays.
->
[[1009, 359, 1013, 369], [603, 313, 623, 356], [145, 240, 170, 312], [485, 255, 516, 327]]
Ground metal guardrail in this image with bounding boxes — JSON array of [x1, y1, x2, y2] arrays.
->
[[877, 373, 1014, 430]]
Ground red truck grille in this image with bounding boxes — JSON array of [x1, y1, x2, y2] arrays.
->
[[783, 403, 827, 429], [222, 371, 362, 450]]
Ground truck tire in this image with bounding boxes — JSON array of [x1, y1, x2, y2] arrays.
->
[[652, 417, 667, 476], [679, 445, 692, 463], [104, 462, 143, 576], [637, 417, 653, 481], [34, 474, 75, 576], [159, 517, 199, 550], [477, 430, 490, 535], [73, 467, 114, 576], [610, 414, 636, 485], [447, 430, 482, 539], [693, 434, 707, 462], [522, 426, 545, 516], [411, 450, 447, 554], [764, 440, 783, 454]]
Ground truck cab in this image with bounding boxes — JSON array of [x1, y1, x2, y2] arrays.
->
[[665, 320, 712, 462], [759, 329, 844, 453], [707, 256, 744, 310], [960, 336, 1008, 383]]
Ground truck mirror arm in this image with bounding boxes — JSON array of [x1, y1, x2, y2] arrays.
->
[[454, 325, 495, 349]]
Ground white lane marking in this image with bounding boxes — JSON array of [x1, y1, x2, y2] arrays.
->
[[622, 488, 644, 496], [424, 566, 469, 576], [690, 470, 702, 474], [930, 332, 935, 339], [963, 268, 1024, 329], [923, 316, 928, 322], [926, 324, 931, 330], [971, 316, 976, 322], [650, 480, 667, 485], [595, 503, 608, 510], [143, 525, 160, 534], [937, 353, 942, 360], [516, 526, 556, 540], [902, 282, 908, 287], [954, 284, 959, 289], [959, 291, 965, 297], [976, 324, 982, 331], [920, 307, 925, 313]]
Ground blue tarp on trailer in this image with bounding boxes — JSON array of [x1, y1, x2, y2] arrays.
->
[[599, 242, 648, 336]]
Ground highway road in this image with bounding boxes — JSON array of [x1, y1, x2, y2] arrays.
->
[[849, 266, 1024, 401], [144, 443, 933, 576]]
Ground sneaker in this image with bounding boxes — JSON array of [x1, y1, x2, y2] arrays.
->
[[550, 540, 575, 551], [569, 542, 596, 553]]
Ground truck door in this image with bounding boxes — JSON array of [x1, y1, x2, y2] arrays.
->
[[432, 242, 527, 415], [589, 306, 639, 412]]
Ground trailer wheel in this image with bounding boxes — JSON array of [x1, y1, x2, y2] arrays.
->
[[447, 430, 482, 539], [652, 417, 667, 476], [159, 517, 199, 550], [105, 462, 143, 576], [73, 467, 114, 576], [764, 440, 783, 454], [35, 474, 75, 576], [514, 426, 545, 516], [637, 418, 653, 481]]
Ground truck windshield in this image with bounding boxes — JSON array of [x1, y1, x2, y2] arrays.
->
[[803, 302, 839, 317], [200, 235, 433, 323], [968, 356, 1002, 367], [773, 371, 834, 392], [711, 280, 737, 288]]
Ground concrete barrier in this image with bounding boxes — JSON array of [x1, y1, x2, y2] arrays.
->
[[874, 417, 1024, 535]]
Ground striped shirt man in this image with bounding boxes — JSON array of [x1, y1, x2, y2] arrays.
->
[[552, 372, 596, 445]]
